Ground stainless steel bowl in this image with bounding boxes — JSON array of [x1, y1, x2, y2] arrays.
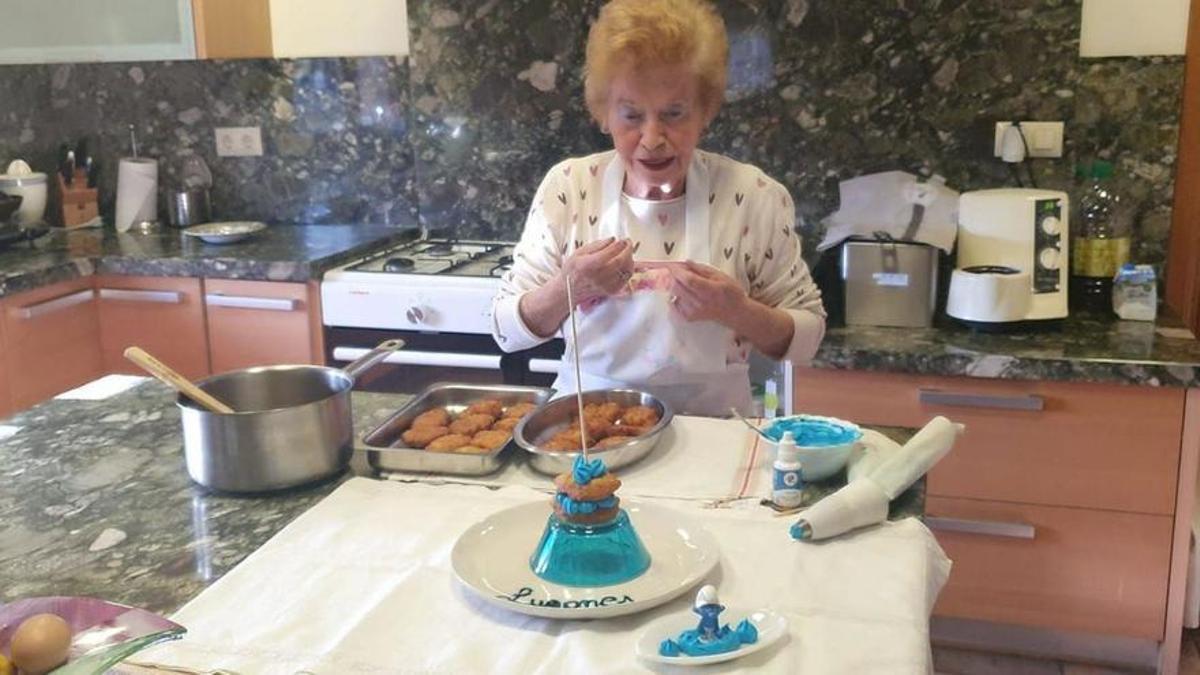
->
[[514, 389, 673, 475]]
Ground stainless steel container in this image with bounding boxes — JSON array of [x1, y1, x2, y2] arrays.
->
[[514, 389, 673, 475], [363, 384, 552, 476], [178, 339, 402, 493], [841, 239, 939, 328], [168, 188, 211, 227]]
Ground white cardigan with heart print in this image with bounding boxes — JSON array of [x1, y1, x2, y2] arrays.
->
[[491, 149, 826, 369]]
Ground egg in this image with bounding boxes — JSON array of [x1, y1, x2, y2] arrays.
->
[[9, 613, 71, 675]]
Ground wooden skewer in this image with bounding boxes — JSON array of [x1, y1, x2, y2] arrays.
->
[[564, 275, 589, 459], [123, 346, 235, 414]]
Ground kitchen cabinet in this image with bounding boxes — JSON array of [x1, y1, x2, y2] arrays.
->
[[2, 277, 103, 409], [204, 279, 324, 374], [0, 0, 195, 65], [96, 276, 209, 381], [0, 298, 11, 418], [793, 366, 1195, 664], [192, 0, 409, 59]]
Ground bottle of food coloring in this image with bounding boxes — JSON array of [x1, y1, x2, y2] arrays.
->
[[773, 431, 805, 508]]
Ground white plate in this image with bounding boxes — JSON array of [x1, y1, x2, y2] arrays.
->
[[451, 500, 719, 619], [635, 607, 788, 666], [182, 221, 267, 244]]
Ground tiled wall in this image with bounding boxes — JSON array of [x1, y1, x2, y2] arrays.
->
[[0, 0, 1186, 270]]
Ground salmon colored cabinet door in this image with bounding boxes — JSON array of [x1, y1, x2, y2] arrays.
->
[[792, 367, 1184, 515], [0, 297, 11, 418], [96, 276, 209, 381], [2, 277, 103, 410], [926, 495, 1173, 640], [204, 279, 322, 374]]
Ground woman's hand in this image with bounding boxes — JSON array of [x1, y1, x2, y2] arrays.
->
[[666, 261, 749, 326], [667, 261, 796, 359], [562, 237, 635, 302]]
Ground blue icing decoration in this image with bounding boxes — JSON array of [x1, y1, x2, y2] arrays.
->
[[789, 521, 808, 540], [555, 493, 617, 515], [571, 454, 608, 485], [736, 619, 759, 643], [659, 612, 759, 658], [659, 639, 681, 657], [763, 417, 861, 446]]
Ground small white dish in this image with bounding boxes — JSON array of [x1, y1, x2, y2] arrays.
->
[[635, 607, 788, 666], [182, 221, 267, 244], [451, 500, 719, 619]]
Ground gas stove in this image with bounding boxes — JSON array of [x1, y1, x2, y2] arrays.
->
[[322, 238, 516, 333], [321, 238, 562, 395]]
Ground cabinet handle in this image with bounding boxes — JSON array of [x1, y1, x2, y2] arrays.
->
[[529, 358, 561, 374], [98, 289, 184, 304], [205, 294, 299, 312], [17, 289, 95, 320], [926, 516, 1036, 540], [918, 388, 1044, 411]]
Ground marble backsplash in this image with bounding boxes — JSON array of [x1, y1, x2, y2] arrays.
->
[[0, 57, 416, 227], [0, 0, 1186, 270]]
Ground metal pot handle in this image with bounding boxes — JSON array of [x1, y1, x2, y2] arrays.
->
[[340, 338, 406, 381]]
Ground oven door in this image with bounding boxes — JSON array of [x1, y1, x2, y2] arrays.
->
[[325, 327, 563, 395]]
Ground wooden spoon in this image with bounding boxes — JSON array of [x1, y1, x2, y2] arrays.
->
[[123, 346, 235, 414]]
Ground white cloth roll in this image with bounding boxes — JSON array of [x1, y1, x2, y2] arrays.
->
[[797, 477, 890, 541], [115, 157, 159, 232], [869, 416, 964, 499]]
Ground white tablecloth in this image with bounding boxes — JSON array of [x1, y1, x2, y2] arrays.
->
[[131, 478, 950, 674]]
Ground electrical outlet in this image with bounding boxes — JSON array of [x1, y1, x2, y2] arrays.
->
[[214, 127, 263, 157], [994, 121, 1064, 159]]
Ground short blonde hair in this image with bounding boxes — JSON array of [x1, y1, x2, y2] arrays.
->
[[584, 0, 728, 124]]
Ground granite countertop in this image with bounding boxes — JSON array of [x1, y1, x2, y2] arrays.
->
[[0, 223, 414, 297], [0, 380, 923, 615], [813, 315, 1200, 388]]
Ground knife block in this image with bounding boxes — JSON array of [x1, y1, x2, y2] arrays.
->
[[55, 170, 99, 229]]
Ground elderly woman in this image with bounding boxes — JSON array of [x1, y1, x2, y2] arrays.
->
[[491, 0, 825, 417]]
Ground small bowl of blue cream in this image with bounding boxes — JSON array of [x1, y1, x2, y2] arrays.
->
[[762, 415, 863, 481]]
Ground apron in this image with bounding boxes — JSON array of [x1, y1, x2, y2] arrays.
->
[[552, 154, 753, 417]]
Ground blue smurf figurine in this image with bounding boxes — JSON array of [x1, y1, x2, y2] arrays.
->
[[659, 585, 759, 658], [694, 585, 724, 641]]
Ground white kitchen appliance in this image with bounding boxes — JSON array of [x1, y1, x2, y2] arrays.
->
[[321, 238, 564, 393], [947, 188, 1069, 329]]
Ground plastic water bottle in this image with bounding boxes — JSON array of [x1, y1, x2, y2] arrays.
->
[[1071, 160, 1132, 313], [773, 431, 805, 508]]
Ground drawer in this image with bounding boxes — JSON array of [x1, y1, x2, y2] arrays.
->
[[96, 276, 210, 381], [793, 368, 1184, 514], [204, 279, 319, 373], [2, 277, 103, 408], [926, 496, 1172, 640]]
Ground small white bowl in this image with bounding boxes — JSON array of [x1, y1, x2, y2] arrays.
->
[[762, 414, 863, 481]]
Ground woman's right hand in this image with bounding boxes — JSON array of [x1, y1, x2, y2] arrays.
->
[[561, 237, 635, 301]]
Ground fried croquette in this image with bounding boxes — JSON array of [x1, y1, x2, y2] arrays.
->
[[465, 399, 505, 418], [614, 423, 654, 437], [584, 401, 622, 423], [411, 408, 452, 428], [452, 445, 490, 455], [449, 413, 496, 436], [426, 433, 473, 452], [502, 402, 537, 419], [399, 425, 449, 448], [570, 415, 612, 440], [542, 435, 582, 451], [471, 429, 510, 450], [620, 405, 659, 427], [491, 417, 521, 433]]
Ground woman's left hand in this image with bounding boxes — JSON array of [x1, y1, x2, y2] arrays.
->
[[666, 261, 750, 328]]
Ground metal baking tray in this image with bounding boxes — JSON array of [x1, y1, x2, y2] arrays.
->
[[363, 383, 552, 476], [513, 389, 673, 475]]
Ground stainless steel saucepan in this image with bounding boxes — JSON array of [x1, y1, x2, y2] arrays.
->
[[177, 339, 404, 493]]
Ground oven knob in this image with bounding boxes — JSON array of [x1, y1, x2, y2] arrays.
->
[[1038, 247, 1060, 270], [1041, 216, 1061, 236], [405, 306, 426, 324]]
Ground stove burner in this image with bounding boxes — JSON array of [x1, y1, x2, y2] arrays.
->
[[424, 242, 456, 257], [383, 257, 416, 272]]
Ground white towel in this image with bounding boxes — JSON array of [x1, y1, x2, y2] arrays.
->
[[794, 416, 963, 541]]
